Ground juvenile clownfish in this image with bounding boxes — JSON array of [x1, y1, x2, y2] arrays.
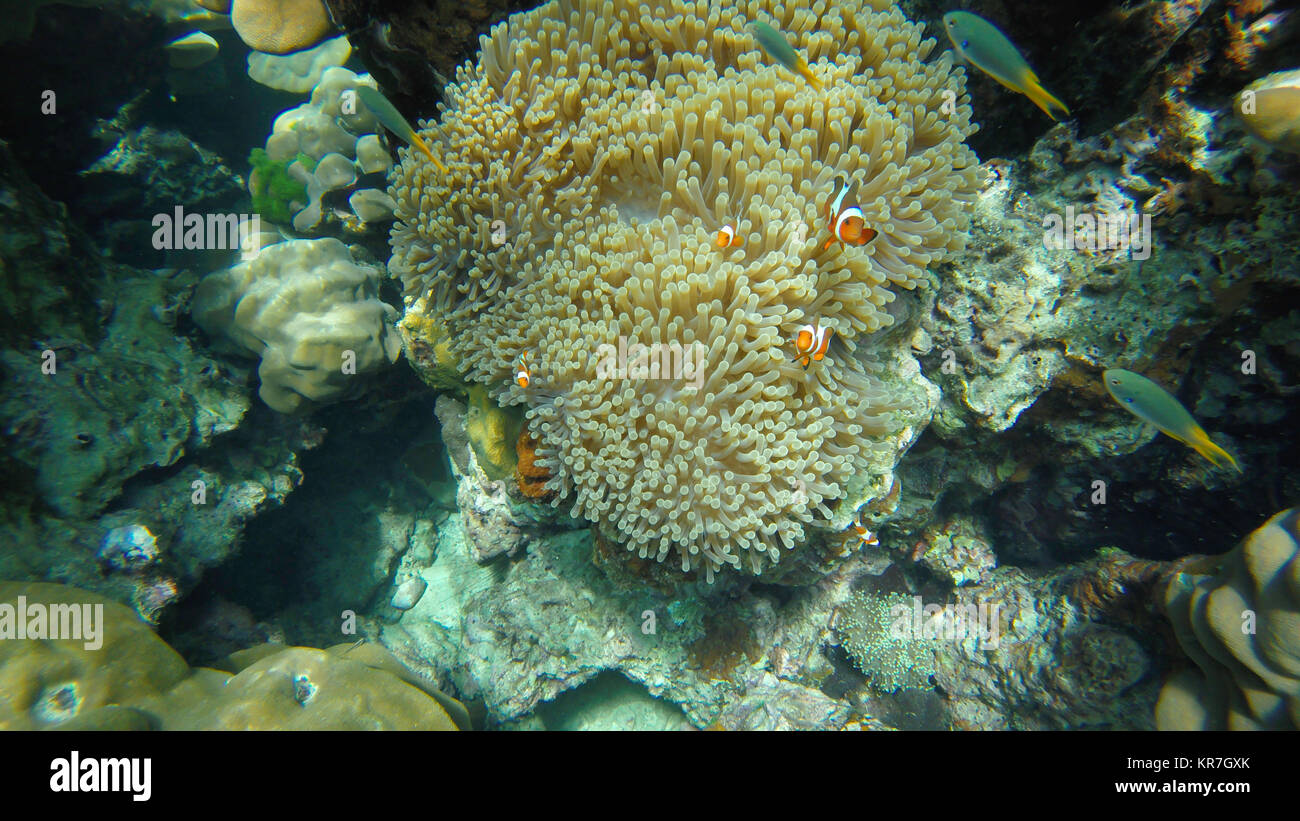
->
[[514, 352, 533, 388], [822, 176, 878, 251], [716, 222, 743, 248], [791, 322, 832, 369], [847, 510, 880, 549]]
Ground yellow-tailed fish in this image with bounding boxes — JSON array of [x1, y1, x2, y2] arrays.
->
[[749, 20, 823, 89], [942, 11, 1070, 121], [1103, 368, 1241, 472], [354, 85, 448, 173]]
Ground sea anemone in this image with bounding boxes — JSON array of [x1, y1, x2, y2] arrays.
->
[[390, 0, 979, 579]]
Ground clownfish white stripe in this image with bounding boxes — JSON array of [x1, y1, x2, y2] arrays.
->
[[791, 321, 832, 369], [514, 351, 533, 388], [834, 205, 864, 237], [828, 181, 852, 220]]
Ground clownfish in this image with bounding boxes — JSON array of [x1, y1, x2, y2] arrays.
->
[[514, 352, 533, 388], [791, 321, 832, 369], [822, 176, 878, 251], [847, 509, 880, 548], [716, 222, 743, 248]]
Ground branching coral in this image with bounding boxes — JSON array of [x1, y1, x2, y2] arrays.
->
[[389, 0, 979, 579]]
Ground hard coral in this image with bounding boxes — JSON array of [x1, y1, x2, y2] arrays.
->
[[231, 0, 334, 55], [193, 238, 402, 413], [390, 0, 978, 581], [1157, 508, 1300, 730], [0, 581, 466, 730]]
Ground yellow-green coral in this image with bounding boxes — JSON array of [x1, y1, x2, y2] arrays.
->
[[398, 307, 468, 395], [466, 384, 524, 480], [0, 581, 464, 730], [390, 0, 978, 579]]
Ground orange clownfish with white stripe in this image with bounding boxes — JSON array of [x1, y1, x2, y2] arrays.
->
[[846, 509, 880, 549], [514, 351, 533, 388], [822, 176, 878, 251], [716, 222, 743, 249], [791, 321, 832, 369]]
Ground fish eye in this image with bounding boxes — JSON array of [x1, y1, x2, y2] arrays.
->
[[961, 39, 969, 47], [1125, 398, 1134, 403]]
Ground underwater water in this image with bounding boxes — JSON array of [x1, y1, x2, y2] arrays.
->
[[0, 0, 1297, 739]]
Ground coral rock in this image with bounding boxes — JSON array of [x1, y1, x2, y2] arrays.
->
[[1157, 508, 1300, 730], [231, 0, 333, 55], [192, 238, 402, 413]]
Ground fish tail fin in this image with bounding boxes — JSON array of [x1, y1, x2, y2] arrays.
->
[[410, 133, 448, 173], [1189, 428, 1242, 473], [797, 60, 824, 89], [1023, 75, 1071, 121]]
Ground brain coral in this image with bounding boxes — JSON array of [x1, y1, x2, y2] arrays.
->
[[389, 0, 979, 579]]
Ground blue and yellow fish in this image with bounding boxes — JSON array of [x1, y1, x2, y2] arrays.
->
[[943, 11, 1070, 121], [750, 20, 823, 89]]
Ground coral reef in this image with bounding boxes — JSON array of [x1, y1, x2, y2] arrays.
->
[[0, 139, 318, 621], [193, 237, 403, 413], [254, 67, 399, 236], [0, 581, 464, 730], [1157, 508, 1300, 730], [230, 0, 336, 55], [79, 124, 244, 263], [1236, 67, 1300, 154], [390, 0, 978, 580], [379, 475, 888, 725], [931, 567, 1159, 730], [835, 591, 937, 693], [249, 147, 313, 225], [514, 427, 555, 500], [247, 34, 352, 92]]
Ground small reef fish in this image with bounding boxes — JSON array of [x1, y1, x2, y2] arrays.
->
[[514, 352, 533, 388], [823, 177, 878, 251], [1103, 368, 1241, 472], [749, 20, 823, 89], [354, 85, 449, 174], [715, 222, 743, 248], [942, 11, 1071, 122], [847, 510, 880, 549], [791, 321, 832, 369]]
